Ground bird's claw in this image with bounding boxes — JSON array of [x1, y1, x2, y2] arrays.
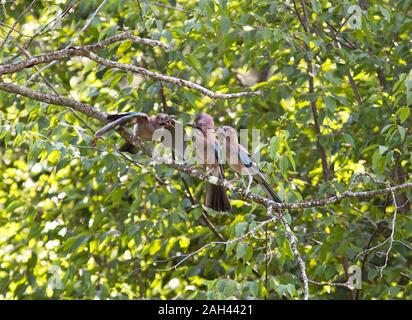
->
[[242, 187, 251, 197], [204, 168, 215, 176]]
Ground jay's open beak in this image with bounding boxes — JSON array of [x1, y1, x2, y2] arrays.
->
[[215, 127, 224, 135]]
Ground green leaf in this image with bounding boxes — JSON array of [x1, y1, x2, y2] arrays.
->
[[372, 149, 382, 172], [116, 40, 132, 55], [218, 0, 227, 11], [285, 284, 296, 296], [6, 200, 24, 212], [398, 125, 406, 142], [62, 234, 90, 253], [226, 242, 236, 256], [378, 145, 388, 155], [311, 0, 320, 13], [379, 5, 391, 22], [149, 239, 162, 255], [220, 16, 231, 34], [405, 78, 412, 105], [342, 133, 355, 147], [248, 281, 259, 297], [47, 150, 61, 166], [324, 96, 336, 112], [236, 243, 247, 261], [235, 222, 248, 237], [179, 236, 190, 249], [236, 243, 252, 262], [397, 106, 410, 123], [279, 155, 289, 177], [270, 136, 281, 158]]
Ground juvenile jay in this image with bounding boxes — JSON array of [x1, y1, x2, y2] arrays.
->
[[187, 114, 231, 212], [94, 112, 185, 159], [216, 125, 281, 203]]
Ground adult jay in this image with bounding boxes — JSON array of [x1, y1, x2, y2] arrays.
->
[[93, 112, 185, 159], [216, 125, 281, 203], [187, 114, 231, 212]]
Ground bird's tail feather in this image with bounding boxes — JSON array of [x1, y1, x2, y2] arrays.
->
[[96, 113, 146, 154], [119, 143, 139, 154], [254, 173, 281, 202], [106, 112, 139, 121], [205, 167, 231, 212], [96, 113, 142, 138]]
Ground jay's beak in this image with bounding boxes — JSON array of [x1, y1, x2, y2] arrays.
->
[[165, 118, 175, 128], [186, 121, 197, 129], [215, 127, 224, 135]]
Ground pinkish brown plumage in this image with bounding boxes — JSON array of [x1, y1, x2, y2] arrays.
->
[[188, 113, 231, 212], [216, 125, 281, 202]]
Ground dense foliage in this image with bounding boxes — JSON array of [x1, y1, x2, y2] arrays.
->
[[0, 0, 411, 299]]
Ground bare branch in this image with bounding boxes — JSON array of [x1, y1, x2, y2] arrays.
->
[[0, 0, 36, 52], [86, 31, 172, 51], [69, 0, 108, 47], [0, 35, 260, 99], [160, 214, 278, 272], [347, 67, 363, 104], [308, 279, 355, 290], [377, 183, 398, 277], [276, 208, 309, 300], [26, 0, 108, 81]]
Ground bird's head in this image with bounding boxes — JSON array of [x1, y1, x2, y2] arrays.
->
[[216, 125, 237, 139], [186, 113, 215, 131], [155, 113, 175, 128]]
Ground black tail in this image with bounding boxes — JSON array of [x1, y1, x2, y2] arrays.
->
[[96, 112, 147, 138], [205, 166, 231, 212], [105, 112, 140, 121], [95, 113, 147, 154], [118, 143, 139, 154], [254, 172, 281, 202]]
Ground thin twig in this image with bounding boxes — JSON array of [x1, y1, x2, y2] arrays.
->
[[28, 0, 108, 81], [159, 215, 278, 272], [0, 39, 260, 99], [0, 0, 36, 52], [308, 279, 355, 290], [274, 207, 309, 300], [136, 0, 168, 112]]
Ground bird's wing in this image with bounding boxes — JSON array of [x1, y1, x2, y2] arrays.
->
[[238, 146, 253, 168], [214, 141, 223, 163], [95, 112, 148, 137], [214, 141, 226, 178], [106, 112, 148, 122]]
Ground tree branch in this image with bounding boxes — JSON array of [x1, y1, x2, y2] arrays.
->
[[273, 207, 309, 300], [0, 33, 260, 99], [0, 82, 411, 212]]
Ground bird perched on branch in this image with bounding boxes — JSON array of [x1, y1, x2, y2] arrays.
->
[[187, 114, 231, 212], [216, 125, 281, 203], [93, 112, 185, 159]]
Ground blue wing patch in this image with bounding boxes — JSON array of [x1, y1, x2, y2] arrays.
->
[[238, 149, 253, 168], [214, 141, 223, 164]]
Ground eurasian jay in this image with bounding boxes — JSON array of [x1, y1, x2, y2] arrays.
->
[[94, 112, 185, 159], [187, 114, 231, 212], [216, 125, 281, 202]]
